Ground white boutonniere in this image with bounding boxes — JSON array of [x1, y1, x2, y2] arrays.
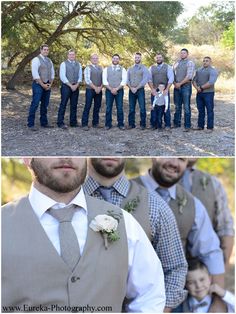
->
[[89, 212, 121, 249]]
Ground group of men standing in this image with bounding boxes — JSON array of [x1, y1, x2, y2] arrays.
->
[[27, 45, 218, 133]]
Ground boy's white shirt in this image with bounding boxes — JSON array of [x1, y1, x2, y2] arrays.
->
[[188, 290, 235, 313], [152, 91, 168, 111]]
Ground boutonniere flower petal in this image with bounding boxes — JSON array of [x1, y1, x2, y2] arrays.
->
[[90, 214, 120, 249]]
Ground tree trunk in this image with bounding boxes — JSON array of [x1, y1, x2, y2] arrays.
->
[[7, 52, 21, 68], [6, 49, 39, 90]]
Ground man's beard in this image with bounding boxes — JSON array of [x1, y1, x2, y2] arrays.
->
[[90, 158, 125, 178], [31, 159, 87, 193]]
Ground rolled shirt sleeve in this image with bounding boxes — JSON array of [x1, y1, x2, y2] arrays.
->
[[187, 197, 225, 275], [186, 60, 195, 80], [121, 67, 127, 86], [123, 210, 166, 312], [102, 67, 108, 86], [84, 66, 92, 85], [208, 68, 218, 85], [167, 65, 174, 84], [211, 176, 235, 237], [59, 62, 69, 84], [31, 57, 41, 80]]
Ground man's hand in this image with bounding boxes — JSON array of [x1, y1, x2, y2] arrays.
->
[[174, 82, 181, 89], [209, 284, 225, 298], [151, 88, 157, 96], [111, 87, 118, 95]]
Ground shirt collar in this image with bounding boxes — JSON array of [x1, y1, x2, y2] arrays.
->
[[29, 185, 87, 219], [189, 295, 212, 311], [83, 175, 129, 198], [141, 169, 177, 200], [40, 54, 46, 60]]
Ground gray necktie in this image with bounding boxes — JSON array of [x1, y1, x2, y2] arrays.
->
[[99, 186, 113, 203], [47, 204, 80, 271], [156, 187, 170, 203]]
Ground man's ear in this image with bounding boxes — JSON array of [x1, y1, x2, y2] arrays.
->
[[23, 158, 32, 168]]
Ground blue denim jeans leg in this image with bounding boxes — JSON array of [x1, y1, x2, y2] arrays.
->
[[164, 93, 171, 127], [173, 84, 192, 128], [128, 88, 146, 127], [197, 92, 214, 129], [57, 84, 79, 127], [27, 81, 51, 127], [105, 89, 124, 127], [82, 88, 102, 127]]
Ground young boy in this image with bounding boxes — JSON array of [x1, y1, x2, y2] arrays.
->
[[151, 83, 168, 130], [177, 259, 235, 312]]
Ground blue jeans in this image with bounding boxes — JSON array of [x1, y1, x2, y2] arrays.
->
[[105, 89, 124, 127], [196, 92, 214, 129], [57, 84, 79, 127], [27, 81, 51, 127], [82, 88, 102, 127], [173, 84, 192, 129], [128, 88, 146, 127], [150, 92, 171, 128]]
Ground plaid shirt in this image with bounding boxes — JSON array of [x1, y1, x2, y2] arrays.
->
[[83, 175, 188, 308]]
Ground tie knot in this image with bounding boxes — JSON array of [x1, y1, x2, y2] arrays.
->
[[156, 187, 170, 202], [99, 186, 114, 202], [47, 204, 77, 223]]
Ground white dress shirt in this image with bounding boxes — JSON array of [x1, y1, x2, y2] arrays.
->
[[29, 185, 165, 312], [31, 54, 55, 80], [102, 65, 127, 86], [59, 60, 82, 84], [140, 171, 225, 275]]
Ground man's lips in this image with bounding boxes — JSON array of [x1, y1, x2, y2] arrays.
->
[[54, 164, 75, 170]]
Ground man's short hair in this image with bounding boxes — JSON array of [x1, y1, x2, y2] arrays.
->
[[181, 48, 189, 54], [187, 258, 209, 274], [156, 52, 163, 56], [40, 44, 49, 50], [203, 56, 211, 61], [112, 54, 120, 59], [135, 52, 142, 56], [68, 49, 76, 54]]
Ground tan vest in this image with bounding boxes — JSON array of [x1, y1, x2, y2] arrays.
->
[[191, 169, 216, 229], [169, 184, 195, 254], [38, 55, 52, 82], [2, 195, 128, 312], [133, 177, 195, 254], [121, 180, 152, 240], [107, 66, 123, 88]]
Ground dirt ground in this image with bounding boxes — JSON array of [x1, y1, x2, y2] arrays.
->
[[1, 86, 234, 156]]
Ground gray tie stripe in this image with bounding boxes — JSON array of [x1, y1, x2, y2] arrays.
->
[[47, 204, 80, 271]]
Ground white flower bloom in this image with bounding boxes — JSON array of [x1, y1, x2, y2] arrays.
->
[[90, 214, 118, 233]]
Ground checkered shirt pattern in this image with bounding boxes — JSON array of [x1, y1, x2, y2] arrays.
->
[[83, 175, 188, 308]]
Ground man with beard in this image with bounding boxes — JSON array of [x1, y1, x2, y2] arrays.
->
[[148, 53, 174, 130], [173, 48, 195, 132], [127, 53, 150, 130], [103, 54, 127, 130], [180, 158, 234, 270], [83, 158, 188, 312], [135, 158, 226, 312], [2, 158, 165, 313]]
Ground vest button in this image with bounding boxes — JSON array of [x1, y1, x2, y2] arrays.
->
[[71, 276, 80, 283]]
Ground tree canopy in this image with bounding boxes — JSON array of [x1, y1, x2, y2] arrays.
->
[[2, 1, 183, 89]]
